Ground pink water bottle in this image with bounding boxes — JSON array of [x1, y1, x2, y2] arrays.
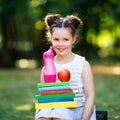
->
[[43, 46, 56, 83]]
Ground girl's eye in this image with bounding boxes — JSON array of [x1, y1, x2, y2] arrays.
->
[[53, 38, 59, 41], [64, 38, 69, 41]]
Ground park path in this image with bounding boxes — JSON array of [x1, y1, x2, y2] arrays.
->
[[92, 65, 120, 75]]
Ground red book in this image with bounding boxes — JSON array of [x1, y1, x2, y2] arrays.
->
[[40, 89, 73, 95]]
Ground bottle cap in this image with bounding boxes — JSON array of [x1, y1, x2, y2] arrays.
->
[[43, 46, 54, 58]]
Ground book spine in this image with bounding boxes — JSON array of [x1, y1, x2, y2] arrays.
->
[[35, 101, 78, 109], [37, 97, 83, 103], [37, 82, 70, 87], [38, 85, 71, 92], [40, 89, 73, 95], [38, 85, 83, 92], [38, 97, 74, 103], [35, 93, 75, 100]]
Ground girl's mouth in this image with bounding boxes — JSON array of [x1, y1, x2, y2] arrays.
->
[[57, 48, 66, 52]]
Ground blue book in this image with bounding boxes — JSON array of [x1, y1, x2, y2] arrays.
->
[[38, 97, 74, 103], [38, 85, 71, 92]]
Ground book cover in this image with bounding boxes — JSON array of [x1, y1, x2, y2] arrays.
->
[[35, 101, 79, 109], [35, 93, 75, 100], [40, 89, 73, 95], [38, 97, 74, 103], [37, 97, 83, 103], [37, 82, 70, 88], [38, 85, 71, 92]]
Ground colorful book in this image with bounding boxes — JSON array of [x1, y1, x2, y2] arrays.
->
[[38, 85, 71, 92], [40, 89, 73, 95], [35, 101, 79, 109], [35, 93, 75, 100], [38, 97, 74, 103], [38, 85, 81, 92], [37, 97, 83, 103], [37, 82, 70, 88]]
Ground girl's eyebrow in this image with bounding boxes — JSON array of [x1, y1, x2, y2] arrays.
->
[[53, 37, 59, 41], [53, 37, 59, 39]]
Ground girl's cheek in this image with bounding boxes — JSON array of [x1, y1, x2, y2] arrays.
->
[[51, 42, 56, 47], [52, 44, 56, 50], [51, 41, 58, 48]]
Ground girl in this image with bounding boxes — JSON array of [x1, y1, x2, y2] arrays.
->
[[35, 14, 96, 120]]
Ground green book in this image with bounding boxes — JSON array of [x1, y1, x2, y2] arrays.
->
[[37, 82, 70, 88], [35, 93, 75, 100]]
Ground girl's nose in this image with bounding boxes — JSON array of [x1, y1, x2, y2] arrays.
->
[[58, 40, 64, 45]]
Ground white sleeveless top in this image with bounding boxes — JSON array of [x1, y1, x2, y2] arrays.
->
[[54, 54, 86, 106], [35, 54, 96, 120]]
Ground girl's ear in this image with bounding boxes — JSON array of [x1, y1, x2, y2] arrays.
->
[[72, 35, 76, 44], [49, 35, 52, 41]]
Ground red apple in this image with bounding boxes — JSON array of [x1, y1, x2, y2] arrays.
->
[[57, 69, 71, 82]]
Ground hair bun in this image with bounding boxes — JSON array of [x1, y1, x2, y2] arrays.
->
[[66, 15, 82, 29], [45, 14, 61, 27]]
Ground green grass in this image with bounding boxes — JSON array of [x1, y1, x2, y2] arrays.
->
[[0, 69, 40, 120], [94, 74, 120, 120], [0, 68, 120, 120]]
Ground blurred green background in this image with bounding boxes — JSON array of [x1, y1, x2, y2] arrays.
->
[[0, 0, 120, 68], [0, 0, 120, 120]]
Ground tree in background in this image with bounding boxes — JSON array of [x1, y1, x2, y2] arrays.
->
[[0, 0, 120, 67]]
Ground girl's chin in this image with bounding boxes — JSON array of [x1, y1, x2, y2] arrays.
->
[[56, 50, 65, 54], [57, 52, 66, 56]]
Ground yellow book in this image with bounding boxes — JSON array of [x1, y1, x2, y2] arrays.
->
[[35, 101, 78, 109]]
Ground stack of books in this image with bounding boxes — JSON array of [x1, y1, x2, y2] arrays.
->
[[35, 82, 83, 110]]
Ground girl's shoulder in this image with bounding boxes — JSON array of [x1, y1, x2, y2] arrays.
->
[[75, 54, 85, 62], [76, 55, 91, 69]]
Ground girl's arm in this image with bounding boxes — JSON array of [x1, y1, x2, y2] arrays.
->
[[40, 67, 44, 83], [81, 60, 95, 120]]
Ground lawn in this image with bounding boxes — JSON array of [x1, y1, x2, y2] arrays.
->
[[0, 69, 40, 120], [94, 74, 120, 120], [0, 66, 120, 120]]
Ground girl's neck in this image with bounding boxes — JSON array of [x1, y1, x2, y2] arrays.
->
[[55, 52, 76, 64]]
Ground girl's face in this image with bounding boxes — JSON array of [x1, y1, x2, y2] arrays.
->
[[50, 28, 76, 57]]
